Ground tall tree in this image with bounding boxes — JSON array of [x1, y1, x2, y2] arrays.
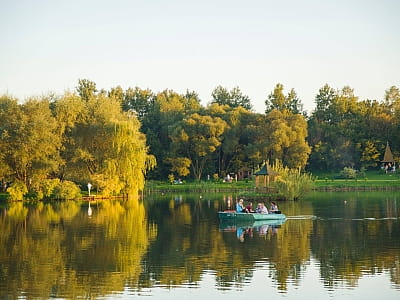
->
[[384, 85, 400, 113], [65, 89, 155, 195], [211, 86, 252, 110], [265, 83, 304, 115], [208, 104, 252, 176], [0, 96, 61, 187], [76, 79, 97, 101], [169, 113, 227, 180], [307, 85, 392, 171], [384, 85, 400, 160], [140, 89, 201, 179], [265, 110, 310, 168], [108, 85, 124, 103], [51, 92, 86, 180], [122, 87, 155, 120]]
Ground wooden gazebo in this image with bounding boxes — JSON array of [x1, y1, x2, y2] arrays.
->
[[254, 164, 278, 188], [382, 141, 395, 172], [382, 141, 394, 164]]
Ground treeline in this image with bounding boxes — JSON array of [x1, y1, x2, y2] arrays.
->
[[308, 85, 400, 171], [119, 81, 400, 178], [1, 79, 399, 198]]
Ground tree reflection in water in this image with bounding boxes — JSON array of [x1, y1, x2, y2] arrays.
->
[[0, 197, 156, 299], [0, 192, 399, 298]]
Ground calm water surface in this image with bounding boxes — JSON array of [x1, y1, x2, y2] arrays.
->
[[0, 191, 399, 299]]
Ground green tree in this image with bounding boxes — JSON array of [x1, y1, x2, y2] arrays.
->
[[108, 85, 124, 102], [165, 157, 192, 177], [0, 96, 19, 182], [122, 87, 155, 120], [265, 83, 304, 115], [265, 109, 310, 169], [140, 89, 201, 179], [0, 96, 61, 188], [52, 92, 86, 180], [385, 86, 400, 157], [211, 86, 252, 110], [207, 104, 254, 176], [170, 113, 228, 180], [384, 85, 400, 113], [76, 78, 97, 101], [358, 140, 381, 169], [307, 84, 393, 171]]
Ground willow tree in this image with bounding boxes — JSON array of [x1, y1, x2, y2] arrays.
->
[[65, 90, 155, 195], [99, 118, 156, 195]]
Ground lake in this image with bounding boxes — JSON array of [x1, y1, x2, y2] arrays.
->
[[0, 191, 399, 299]]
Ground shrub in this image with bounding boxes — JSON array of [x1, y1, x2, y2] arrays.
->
[[7, 181, 28, 201], [31, 178, 61, 200], [270, 160, 314, 201], [213, 173, 220, 182], [340, 167, 357, 179], [52, 180, 81, 200], [168, 174, 175, 184]]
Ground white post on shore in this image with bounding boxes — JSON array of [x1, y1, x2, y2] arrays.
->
[[87, 182, 92, 197]]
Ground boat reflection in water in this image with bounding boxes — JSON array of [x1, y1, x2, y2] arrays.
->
[[219, 218, 286, 242]]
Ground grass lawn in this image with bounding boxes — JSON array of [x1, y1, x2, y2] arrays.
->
[[312, 170, 400, 189], [146, 170, 400, 192], [145, 179, 254, 191]]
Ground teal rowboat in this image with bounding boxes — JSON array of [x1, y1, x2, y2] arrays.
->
[[218, 211, 286, 221], [219, 218, 286, 231]]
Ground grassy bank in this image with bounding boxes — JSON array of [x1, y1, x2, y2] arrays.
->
[[312, 170, 400, 190], [1, 171, 399, 201], [144, 179, 254, 193], [145, 170, 400, 193]]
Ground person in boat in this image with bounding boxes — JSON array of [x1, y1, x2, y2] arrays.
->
[[269, 201, 279, 213], [236, 199, 248, 213], [246, 202, 254, 213], [255, 202, 268, 214]]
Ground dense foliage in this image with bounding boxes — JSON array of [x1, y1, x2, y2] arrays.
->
[[123, 82, 399, 179], [123, 83, 311, 180], [0, 82, 155, 199], [308, 85, 400, 171], [1, 80, 399, 199]]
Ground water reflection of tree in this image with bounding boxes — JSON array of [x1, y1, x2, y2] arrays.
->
[[310, 195, 400, 288], [142, 196, 315, 292], [143, 194, 399, 292], [2, 194, 399, 297], [312, 218, 400, 288], [0, 198, 155, 299]]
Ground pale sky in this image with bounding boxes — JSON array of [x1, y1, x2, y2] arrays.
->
[[1, 0, 399, 113]]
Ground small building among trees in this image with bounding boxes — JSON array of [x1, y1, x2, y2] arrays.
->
[[382, 141, 396, 173], [254, 164, 278, 188], [237, 167, 252, 180]]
